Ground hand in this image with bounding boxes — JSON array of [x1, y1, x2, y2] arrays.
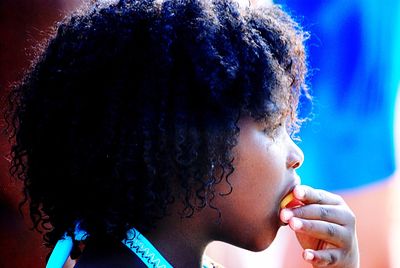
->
[[280, 185, 359, 268]]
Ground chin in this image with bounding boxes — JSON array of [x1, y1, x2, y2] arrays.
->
[[244, 230, 278, 252], [248, 244, 272, 252], [244, 239, 273, 252]]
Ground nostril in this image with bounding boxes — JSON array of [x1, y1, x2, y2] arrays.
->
[[287, 152, 303, 169], [287, 159, 301, 169], [287, 139, 304, 170], [291, 161, 300, 169]]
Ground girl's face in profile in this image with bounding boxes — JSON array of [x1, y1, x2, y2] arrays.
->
[[211, 116, 303, 251]]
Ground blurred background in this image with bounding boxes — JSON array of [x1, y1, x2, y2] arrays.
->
[[1, 0, 399, 267], [207, 0, 400, 267], [0, 1, 83, 267], [280, 0, 399, 191]]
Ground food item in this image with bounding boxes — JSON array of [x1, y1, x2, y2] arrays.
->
[[280, 192, 304, 209]]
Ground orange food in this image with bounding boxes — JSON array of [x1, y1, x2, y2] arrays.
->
[[280, 192, 304, 209]]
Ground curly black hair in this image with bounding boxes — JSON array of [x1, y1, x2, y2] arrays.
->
[[4, 0, 308, 248]]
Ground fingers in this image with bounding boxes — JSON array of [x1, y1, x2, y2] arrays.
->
[[293, 185, 345, 206], [287, 217, 350, 247], [303, 248, 359, 268], [282, 185, 360, 268], [281, 204, 355, 226], [302, 248, 341, 267], [280, 184, 356, 227], [279, 185, 356, 248]]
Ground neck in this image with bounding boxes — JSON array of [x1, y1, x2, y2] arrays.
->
[[146, 211, 212, 267]]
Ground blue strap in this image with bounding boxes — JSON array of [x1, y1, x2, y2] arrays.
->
[[46, 234, 73, 268], [46, 223, 88, 268], [122, 228, 173, 268], [46, 224, 212, 268], [46, 225, 174, 268]]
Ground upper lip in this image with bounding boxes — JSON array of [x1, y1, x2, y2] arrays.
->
[[278, 174, 300, 225], [278, 175, 301, 225], [281, 173, 301, 203]]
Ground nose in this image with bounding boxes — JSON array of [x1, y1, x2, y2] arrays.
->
[[286, 140, 304, 170]]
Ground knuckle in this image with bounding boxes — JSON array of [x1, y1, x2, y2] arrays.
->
[[316, 191, 325, 203], [294, 206, 306, 218], [301, 219, 313, 230], [319, 206, 329, 219], [316, 252, 338, 266], [327, 252, 338, 265], [327, 223, 336, 237]]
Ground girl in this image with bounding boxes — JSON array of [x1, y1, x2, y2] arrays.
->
[[5, 0, 359, 267]]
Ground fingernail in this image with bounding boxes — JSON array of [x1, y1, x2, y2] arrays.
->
[[281, 209, 293, 222], [291, 218, 302, 230], [303, 250, 314, 261]]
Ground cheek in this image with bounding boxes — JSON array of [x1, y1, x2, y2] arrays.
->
[[211, 130, 287, 249], [227, 146, 283, 208], [230, 141, 288, 220], [236, 142, 284, 185]]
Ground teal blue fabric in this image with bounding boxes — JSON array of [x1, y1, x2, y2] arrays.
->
[[276, 0, 400, 190]]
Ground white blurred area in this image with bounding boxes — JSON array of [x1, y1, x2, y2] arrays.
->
[[236, 0, 272, 8]]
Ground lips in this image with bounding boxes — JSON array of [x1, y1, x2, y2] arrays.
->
[[280, 191, 304, 209], [278, 182, 305, 226], [280, 174, 302, 209], [280, 185, 296, 208]]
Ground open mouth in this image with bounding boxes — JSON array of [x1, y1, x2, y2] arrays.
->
[[280, 191, 304, 209], [280, 174, 302, 209], [278, 184, 304, 226], [280, 184, 296, 208]]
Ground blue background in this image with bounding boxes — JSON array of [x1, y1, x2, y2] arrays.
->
[[276, 0, 400, 190]]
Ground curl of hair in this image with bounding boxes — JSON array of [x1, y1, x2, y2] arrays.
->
[[4, 0, 309, 249]]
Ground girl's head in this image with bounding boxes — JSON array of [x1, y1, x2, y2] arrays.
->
[[6, 0, 308, 250]]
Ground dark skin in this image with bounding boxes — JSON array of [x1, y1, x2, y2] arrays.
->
[[3, 1, 359, 266], [77, 116, 302, 267], [136, 116, 305, 267], [75, 117, 359, 268], [74, 237, 146, 268], [280, 185, 359, 267]]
